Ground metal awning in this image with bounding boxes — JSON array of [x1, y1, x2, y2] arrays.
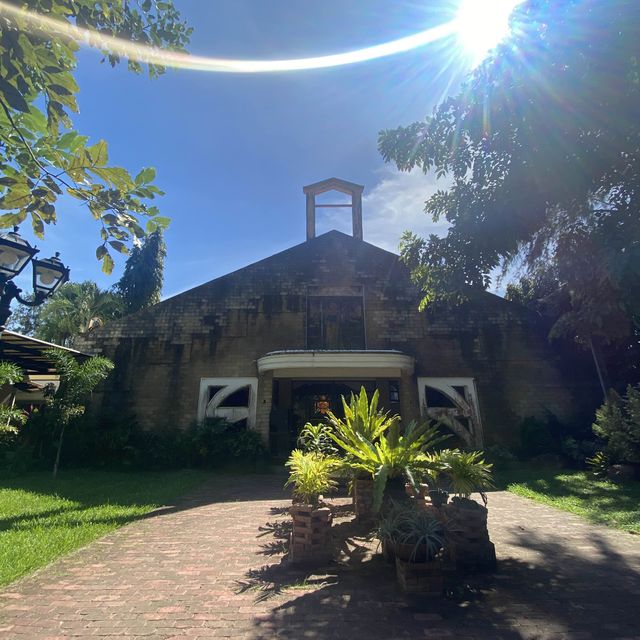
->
[[0, 330, 89, 374]]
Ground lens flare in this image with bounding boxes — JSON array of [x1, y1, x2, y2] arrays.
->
[[0, 1, 459, 74], [455, 0, 522, 64]]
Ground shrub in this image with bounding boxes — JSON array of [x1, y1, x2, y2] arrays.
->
[[561, 437, 598, 467], [593, 385, 640, 464], [519, 415, 557, 457], [483, 444, 517, 470], [187, 418, 268, 468]]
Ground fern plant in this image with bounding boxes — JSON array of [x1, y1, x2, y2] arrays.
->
[[285, 450, 339, 506], [330, 417, 449, 513], [326, 387, 395, 444], [297, 422, 337, 456], [0, 362, 27, 435], [418, 449, 494, 501], [586, 451, 610, 478]]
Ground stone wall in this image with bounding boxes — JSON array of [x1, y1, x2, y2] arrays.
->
[[78, 231, 596, 446]]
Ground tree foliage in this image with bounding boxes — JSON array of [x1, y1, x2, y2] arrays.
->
[[379, 0, 640, 348], [115, 228, 165, 313], [44, 349, 113, 476], [35, 280, 123, 346], [593, 385, 640, 465], [5, 295, 41, 336], [0, 361, 27, 434], [0, 1, 191, 272]]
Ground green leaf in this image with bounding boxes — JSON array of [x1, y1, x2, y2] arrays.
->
[[108, 240, 129, 254], [0, 211, 27, 227], [31, 215, 45, 238], [101, 252, 115, 275], [0, 77, 30, 113], [0, 183, 30, 209], [96, 245, 108, 260], [92, 166, 134, 190], [86, 140, 109, 167], [49, 84, 73, 96], [151, 215, 170, 229], [134, 167, 156, 185], [58, 131, 79, 149]]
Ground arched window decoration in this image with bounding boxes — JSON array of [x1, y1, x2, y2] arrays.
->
[[197, 378, 258, 428], [417, 377, 483, 447]]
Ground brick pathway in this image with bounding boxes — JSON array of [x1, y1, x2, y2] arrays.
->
[[1, 474, 639, 639]]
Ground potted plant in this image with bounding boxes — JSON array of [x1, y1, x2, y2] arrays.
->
[[330, 408, 449, 515], [378, 504, 450, 594], [375, 501, 405, 563], [326, 387, 398, 520], [419, 449, 496, 571], [418, 449, 494, 504], [285, 449, 338, 564]]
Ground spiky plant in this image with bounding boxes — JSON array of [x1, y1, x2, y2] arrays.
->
[[330, 415, 450, 513], [326, 387, 395, 444], [378, 503, 445, 562], [297, 422, 337, 456], [0, 361, 27, 434], [284, 450, 339, 506], [419, 449, 494, 502]]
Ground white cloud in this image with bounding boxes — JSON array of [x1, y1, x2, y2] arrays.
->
[[316, 167, 449, 253], [363, 168, 450, 252], [315, 168, 449, 253]]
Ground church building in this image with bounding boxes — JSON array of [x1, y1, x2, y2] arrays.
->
[[80, 178, 590, 454]]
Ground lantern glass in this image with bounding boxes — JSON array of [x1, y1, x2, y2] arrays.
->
[[32, 254, 69, 298], [0, 228, 38, 279]]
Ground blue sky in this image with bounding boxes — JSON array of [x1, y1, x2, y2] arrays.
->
[[18, 0, 480, 299]]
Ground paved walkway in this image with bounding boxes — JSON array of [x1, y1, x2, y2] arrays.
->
[[1, 475, 639, 639]]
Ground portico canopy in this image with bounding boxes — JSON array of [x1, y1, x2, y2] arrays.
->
[[257, 350, 414, 379]]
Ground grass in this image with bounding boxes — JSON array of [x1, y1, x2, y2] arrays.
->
[[498, 466, 640, 534], [0, 469, 206, 587]]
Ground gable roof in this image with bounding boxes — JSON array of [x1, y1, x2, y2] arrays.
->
[[163, 229, 403, 304]]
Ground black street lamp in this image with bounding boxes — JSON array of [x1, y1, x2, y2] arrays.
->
[[0, 227, 70, 327]]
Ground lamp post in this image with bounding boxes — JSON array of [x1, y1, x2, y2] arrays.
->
[[0, 226, 70, 328]]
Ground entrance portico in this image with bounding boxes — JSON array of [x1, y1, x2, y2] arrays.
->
[[256, 350, 418, 455]]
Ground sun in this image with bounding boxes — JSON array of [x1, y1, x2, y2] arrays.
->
[[455, 0, 522, 64]]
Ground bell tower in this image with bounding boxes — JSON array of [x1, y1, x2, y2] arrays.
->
[[302, 178, 364, 241]]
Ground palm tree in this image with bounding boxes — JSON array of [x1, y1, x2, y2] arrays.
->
[[36, 281, 124, 347]]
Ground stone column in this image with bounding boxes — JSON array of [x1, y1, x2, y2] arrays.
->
[[375, 378, 391, 412], [399, 372, 420, 423], [255, 371, 273, 444]]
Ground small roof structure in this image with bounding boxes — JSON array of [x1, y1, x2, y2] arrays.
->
[[0, 330, 89, 374]]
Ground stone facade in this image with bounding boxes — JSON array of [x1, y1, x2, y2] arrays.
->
[[78, 228, 595, 450]]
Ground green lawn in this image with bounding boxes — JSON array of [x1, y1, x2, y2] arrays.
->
[[499, 467, 640, 534], [0, 469, 205, 587]]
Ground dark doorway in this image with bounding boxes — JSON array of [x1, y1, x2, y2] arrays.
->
[[269, 379, 378, 457]]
